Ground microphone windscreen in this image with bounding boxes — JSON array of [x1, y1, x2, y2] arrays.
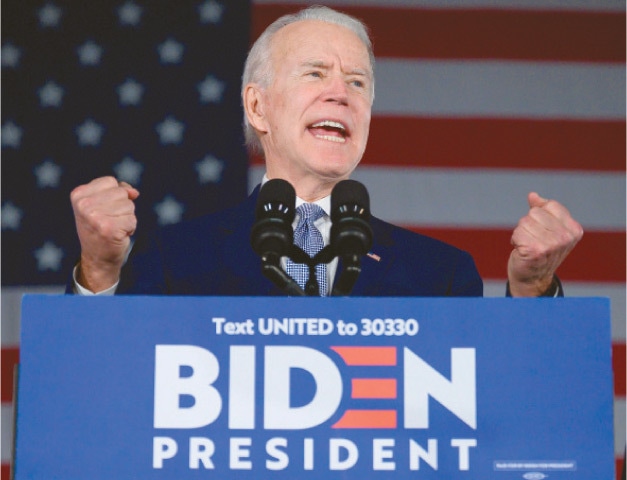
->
[[256, 178, 296, 220], [331, 180, 370, 218], [251, 178, 296, 258], [330, 180, 373, 256]]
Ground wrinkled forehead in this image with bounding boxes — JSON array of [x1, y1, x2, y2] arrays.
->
[[270, 19, 373, 75]]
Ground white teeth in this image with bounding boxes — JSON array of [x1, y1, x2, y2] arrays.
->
[[315, 134, 346, 143], [310, 120, 347, 143], [311, 120, 346, 131]]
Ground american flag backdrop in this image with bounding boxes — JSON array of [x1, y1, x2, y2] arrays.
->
[[1, 0, 625, 477]]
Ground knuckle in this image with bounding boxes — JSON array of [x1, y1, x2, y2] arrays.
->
[[544, 199, 559, 210], [570, 220, 584, 240], [70, 185, 82, 200], [96, 218, 119, 239], [70, 184, 89, 203], [517, 215, 533, 229], [559, 224, 581, 246], [99, 175, 118, 187], [75, 195, 95, 214]]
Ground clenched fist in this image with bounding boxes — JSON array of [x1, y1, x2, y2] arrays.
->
[[70, 176, 139, 292], [507, 192, 583, 297]]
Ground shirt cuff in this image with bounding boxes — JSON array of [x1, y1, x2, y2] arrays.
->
[[505, 276, 562, 298], [72, 265, 118, 296]]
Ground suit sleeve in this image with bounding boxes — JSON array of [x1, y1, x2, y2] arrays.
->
[[116, 233, 169, 294], [447, 249, 483, 297]]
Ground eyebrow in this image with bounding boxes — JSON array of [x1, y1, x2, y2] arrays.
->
[[301, 60, 372, 78], [302, 60, 326, 68]]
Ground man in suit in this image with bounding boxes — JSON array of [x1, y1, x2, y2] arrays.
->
[[69, 6, 582, 297]]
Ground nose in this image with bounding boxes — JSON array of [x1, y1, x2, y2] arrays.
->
[[321, 73, 349, 106]]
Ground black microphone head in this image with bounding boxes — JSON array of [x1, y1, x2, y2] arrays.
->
[[331, 179, 370, 218], [255, 179, 296, 220], [251, 179, 296, 258], [331, 180, 373, 256]]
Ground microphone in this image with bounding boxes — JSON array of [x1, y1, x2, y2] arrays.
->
[[251, 179, 305, 296], [330, 180, 373, 296]]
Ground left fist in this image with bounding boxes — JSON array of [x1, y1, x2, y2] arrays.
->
[[507, 192, 583, 297]]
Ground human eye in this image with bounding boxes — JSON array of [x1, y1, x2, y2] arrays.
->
[[348, 76, 368, 90], [351, 78, 365, 88]]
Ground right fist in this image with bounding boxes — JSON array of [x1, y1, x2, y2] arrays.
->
[[70, 176, 139, 292]]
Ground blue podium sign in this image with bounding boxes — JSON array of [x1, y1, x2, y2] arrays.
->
[[15, 295, 614, 479]]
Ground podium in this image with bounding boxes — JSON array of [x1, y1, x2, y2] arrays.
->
[[14, 295, 614, 479]]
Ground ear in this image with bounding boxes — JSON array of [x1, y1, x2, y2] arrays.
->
[[243, 84, 268, 134]]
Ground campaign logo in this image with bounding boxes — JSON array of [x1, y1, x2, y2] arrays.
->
[[152, 344, 477, 472], [153, 345, 476, 430]]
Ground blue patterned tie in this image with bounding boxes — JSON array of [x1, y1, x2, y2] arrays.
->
[[286, 203, 328, 296]]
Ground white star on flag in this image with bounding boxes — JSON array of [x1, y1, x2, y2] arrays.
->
[[1, 121, 23, 148], [34, 241, 64, 271], [197, 75, 225, 103], [157, 38, 184, 64], [154, 195, 185, 225], [1, 202, 23, 231], [195, 155, 224, 184], [198, 0, 224, 25], [38, 3, 62, 28], [38, 81, 64, 108], [1, 43, 21, 68], [117, 78, 144, 106], [34, 160, 63, 188], [1, 0, 250, 345], [114, 157, 144, 185], [76, 119, 104, 146], [118, 1, 142, 26], [156, 116, 185, 145], [77, 40, 103, 66]]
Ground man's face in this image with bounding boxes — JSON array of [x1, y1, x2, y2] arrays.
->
[[256, 20, 373, 192]]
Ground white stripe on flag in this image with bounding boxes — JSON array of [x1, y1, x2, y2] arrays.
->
[[353, 167, 625, 230], [250, 166, 625, 230], [373, 60, 625, 120]]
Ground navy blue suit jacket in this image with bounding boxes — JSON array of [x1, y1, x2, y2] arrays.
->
[[115, 186, 483, 297]]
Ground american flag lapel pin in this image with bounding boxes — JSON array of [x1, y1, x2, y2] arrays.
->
[[366, 252, 381, 262]]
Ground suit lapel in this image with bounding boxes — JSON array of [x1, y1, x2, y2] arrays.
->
[[342, 217, 396, 296], [223, 187, 287, 296]]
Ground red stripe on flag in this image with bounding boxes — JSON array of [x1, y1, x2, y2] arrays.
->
[[1, 348, 19, 403], [252, 5, 624, 63], [362, 118, 626, 172], [249, 118, 625, 171], [614, 343, 626, 397], [409, 228, 626, 282]]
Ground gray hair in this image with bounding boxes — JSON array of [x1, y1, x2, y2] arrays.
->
[[241, 5, 375, 155]]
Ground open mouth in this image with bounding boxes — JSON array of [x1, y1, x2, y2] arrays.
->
[[308, 120, 347, 143]]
